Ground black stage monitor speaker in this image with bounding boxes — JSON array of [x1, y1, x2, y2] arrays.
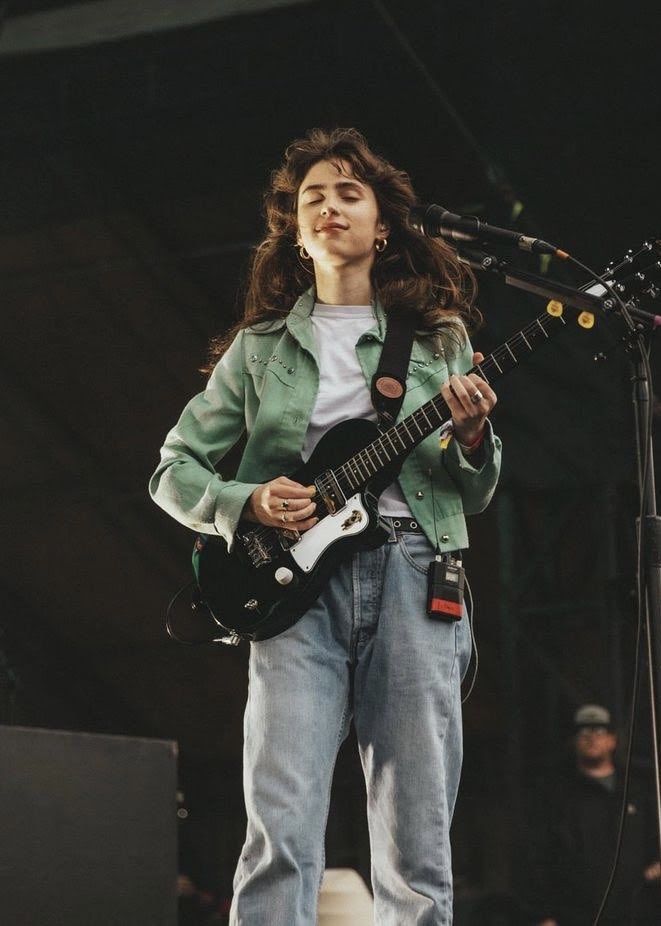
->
[[0, 724, 178, 926]]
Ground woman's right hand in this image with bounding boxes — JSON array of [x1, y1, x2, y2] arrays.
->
[[246, 476, 318, 531]]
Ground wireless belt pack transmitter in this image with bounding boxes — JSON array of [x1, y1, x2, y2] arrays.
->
[[427, 553, 464, 621]]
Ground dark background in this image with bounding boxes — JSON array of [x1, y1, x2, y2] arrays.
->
[[1, 0, 660, 915]]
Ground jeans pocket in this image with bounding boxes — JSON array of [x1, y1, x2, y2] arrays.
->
[[397, 533, 434, 575]]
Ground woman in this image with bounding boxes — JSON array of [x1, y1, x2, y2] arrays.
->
[[150, 127, 501, 925]]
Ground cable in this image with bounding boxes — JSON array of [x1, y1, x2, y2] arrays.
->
[[165, 578, 229, 646], [461, 572, 479, 703], [428, 466, 441, 554], [560, 252, 654, 926]]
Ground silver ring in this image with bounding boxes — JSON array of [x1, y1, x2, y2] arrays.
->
[[281, 499, 289, 510], [471, 389, 484, 404], [281, 513, 287, 524]]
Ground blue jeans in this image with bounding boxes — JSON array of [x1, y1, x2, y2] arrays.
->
[[230, 527, 472, 925]]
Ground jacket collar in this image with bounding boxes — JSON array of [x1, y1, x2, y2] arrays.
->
[[285, 287, 437, 365]]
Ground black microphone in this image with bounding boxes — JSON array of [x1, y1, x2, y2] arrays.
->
[[409, 203, 567, 258]]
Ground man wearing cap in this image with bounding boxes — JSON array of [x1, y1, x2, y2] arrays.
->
[[522, 704, 660, 925]]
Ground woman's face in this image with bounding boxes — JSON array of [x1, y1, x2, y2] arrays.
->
[[296, 159, 387, 270]]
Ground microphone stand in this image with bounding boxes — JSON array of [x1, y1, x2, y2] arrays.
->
[[457, 246, 661, 860]]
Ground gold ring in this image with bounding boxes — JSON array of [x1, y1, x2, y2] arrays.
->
[[281, 513, 287, 523], [282, 499, 289, 510], [471, 390, 484, 404]]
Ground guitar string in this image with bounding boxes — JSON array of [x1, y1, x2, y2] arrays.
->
[[335, 310, 563, 492]]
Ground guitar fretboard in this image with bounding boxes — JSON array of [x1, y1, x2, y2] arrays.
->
[[331, 308, 567, 497]]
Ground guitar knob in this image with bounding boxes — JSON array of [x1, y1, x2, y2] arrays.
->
[[274, 567, 294, 586]]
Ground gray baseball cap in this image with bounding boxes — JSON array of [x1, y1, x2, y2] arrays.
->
[[573, 704, 613, 730]]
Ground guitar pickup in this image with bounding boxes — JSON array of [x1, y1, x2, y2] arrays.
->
[[278, 528, 301, 549], [342, 509, 363, 531], [314, 472, 346, 515]]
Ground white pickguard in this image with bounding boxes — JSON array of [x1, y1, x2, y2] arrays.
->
[[289, 493, 370, 573]]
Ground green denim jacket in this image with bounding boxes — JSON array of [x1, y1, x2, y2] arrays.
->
[[149, 289, 502, 551]]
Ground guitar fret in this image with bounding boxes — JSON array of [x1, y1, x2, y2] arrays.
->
[[411, 413, 424, 437], [384, 431, 399, 455], [420, 405, 433, 428], [347, 459, 361, 484], [521, 331, 532, 350], [379, 435, 392, 463], [340, 464, 358, 491], [372, 438, 390, 466], [476, 362, 490, 384], [401, 420, 414, 442], [343, 463, 358, 488], [364, 444, 379, 476], [354, 455, 370, 481], [505, 342, 517, 363], [535, 318, 549, 338], [430, 400, 446, 423], [492, 355, 504, 373], [362, 449, 374, 474], [393, 428, 408, 451]]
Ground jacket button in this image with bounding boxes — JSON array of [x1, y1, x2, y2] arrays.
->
[[415, 491, 424, 499], [288, 367, 295, 374], [441, 534, 450, 543], [250, 354, 258, 362]]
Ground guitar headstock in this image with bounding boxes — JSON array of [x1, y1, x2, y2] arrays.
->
[[576, 237, 661, 330], [603, 236, 661, 304]]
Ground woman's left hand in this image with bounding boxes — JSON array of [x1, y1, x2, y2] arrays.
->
[[440, 352, 497, 446]]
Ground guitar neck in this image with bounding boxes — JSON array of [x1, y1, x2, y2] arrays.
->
[[332, 307, 567, 496]]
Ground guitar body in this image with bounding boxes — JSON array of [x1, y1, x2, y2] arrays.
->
[[195, 418, 393, 641]]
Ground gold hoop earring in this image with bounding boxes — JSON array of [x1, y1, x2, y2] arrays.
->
[[375, 237, 388, 253], [299, 245, 311, 260]]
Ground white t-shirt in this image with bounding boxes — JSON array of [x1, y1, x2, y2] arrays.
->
[[302, 303, 412, 518]]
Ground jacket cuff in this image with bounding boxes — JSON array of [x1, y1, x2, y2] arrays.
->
[[445, 418, 498, 473], [213, 481, 262, 549]]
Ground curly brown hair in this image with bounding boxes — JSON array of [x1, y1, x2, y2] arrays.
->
[[205, 127, 479, 368]]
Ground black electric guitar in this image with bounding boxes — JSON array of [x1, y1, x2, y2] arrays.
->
[[193, 240, 661, 642]]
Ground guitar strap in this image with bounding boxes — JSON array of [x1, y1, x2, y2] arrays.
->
[[370, 311, 417, 430]]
